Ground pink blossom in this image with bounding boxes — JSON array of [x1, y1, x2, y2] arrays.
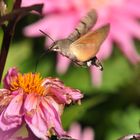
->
[[68, 123, 95, 140], [22, 0, 140, 86], [0, 67, 83, 140]]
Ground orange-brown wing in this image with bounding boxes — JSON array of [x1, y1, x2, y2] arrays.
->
[[70, 24, 110, 62]]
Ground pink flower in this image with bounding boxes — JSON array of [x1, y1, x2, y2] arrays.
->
[[22, 0, 140, 86], [68, 123, 95, 140], [0, 67, 83, 140]]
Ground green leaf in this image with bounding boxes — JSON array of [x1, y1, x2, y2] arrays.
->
[[3, 40, 32, 76], [100, 55, 133, 92], [62, 96, 107, 128]]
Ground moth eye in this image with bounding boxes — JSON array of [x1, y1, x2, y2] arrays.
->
[[53, 45, 61, 52], [52, 45, 58, 50]]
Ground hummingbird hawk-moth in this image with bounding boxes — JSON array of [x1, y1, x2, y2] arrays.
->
[[41, 9, 110, 71]]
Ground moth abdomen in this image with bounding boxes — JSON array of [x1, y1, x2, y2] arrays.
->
[[68, 9, 97, 41]]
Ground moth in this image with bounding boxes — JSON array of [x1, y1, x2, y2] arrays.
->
[[41, 9, 110, 71]]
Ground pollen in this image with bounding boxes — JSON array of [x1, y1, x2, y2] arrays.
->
[[10, 73, 46, 95]]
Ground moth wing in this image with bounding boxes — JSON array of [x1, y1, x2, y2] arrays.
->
[[68, 9, 97, 41], [70, 24, 110, 62]]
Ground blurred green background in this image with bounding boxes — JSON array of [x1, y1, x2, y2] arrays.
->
[[1, 1, 140, 140]]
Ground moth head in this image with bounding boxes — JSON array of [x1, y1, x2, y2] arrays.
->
[[39, 29, 61, 52], [49, 41, 62, 52]]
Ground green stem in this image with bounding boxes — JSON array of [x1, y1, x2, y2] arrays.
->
[[0, 0, 21, 83]]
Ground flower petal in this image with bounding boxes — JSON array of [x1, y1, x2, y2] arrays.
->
[[97, 36, 113, 60], [0, 89, 13, 113], [25, 118, 49, 140], [43, 78, 83, 104], [112, 25, 140, 64], [63, 87, 83, 104], [125, 0, 140, 18], [24, 94, 39, 112], [25, 97, 66, 139], [0, 93, 24, 130], [56, 54, 71, 74], [21, 0, 44, 7], [90, 67, 102, 87], [3, 67, 19, 89], [112, 12, 140, 39], [0, 89, 11, 100], [41, 98, 66, 137], [25, 96, 50, 139], [82, 127, 95, 140], [23, 12, 78, 40], [50, 86, 83, 104], [119, 37, 140, 64], [68, 123, 82, 140]]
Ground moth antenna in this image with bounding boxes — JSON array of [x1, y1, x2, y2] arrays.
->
[[39, 29, 55, 42], [39, 29, 56, 51]]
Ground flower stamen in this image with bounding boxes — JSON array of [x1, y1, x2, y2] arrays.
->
[[10, 73, 46, 95]]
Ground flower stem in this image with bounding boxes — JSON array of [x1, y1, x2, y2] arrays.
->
[[0, 0, 21, 83], [0, 24, 14, 82]]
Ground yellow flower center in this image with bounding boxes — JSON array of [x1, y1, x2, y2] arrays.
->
[[10, 73, 46, 95]]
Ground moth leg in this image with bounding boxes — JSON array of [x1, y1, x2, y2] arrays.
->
[[86, 60, 92, 67], [91, 56, 103, 71], [72, 60, 87, 67]]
